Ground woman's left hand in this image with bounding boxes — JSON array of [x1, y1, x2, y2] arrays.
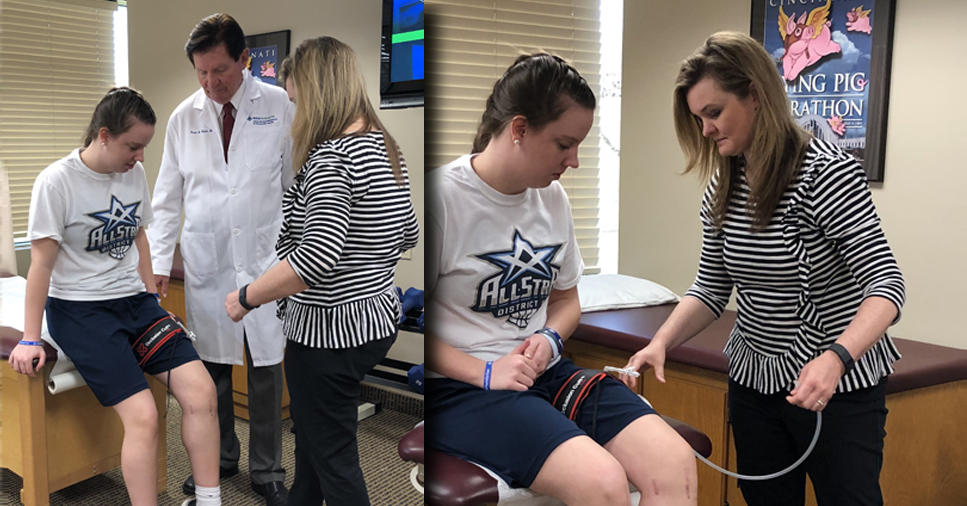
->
[[225, 290, 251, 322], [786, 351, 844, 411]]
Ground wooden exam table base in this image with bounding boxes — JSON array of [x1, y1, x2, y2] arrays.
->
[[1, 362, 167, 506]]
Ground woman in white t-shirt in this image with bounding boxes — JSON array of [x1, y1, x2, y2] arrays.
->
[[427, 54, 699, 506], [7, 88, 221, 506]]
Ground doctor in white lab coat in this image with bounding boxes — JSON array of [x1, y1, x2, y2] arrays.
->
[[147, 13, 292, 506]]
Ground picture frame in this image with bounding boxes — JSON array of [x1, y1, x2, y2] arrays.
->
[[244, 30, 291, 88], [751, 0, 896, 182]]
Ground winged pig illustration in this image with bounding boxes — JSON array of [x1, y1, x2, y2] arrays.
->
[[778, 0, 842, 81]]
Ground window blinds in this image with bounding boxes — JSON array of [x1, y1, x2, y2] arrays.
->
[[0, 0, 117, 241], [428, 0, 602, 273]]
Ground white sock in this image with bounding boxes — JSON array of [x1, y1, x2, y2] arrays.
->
[[194, 485, 221, 506]]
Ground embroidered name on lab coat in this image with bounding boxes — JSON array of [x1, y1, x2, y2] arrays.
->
[[248, 115, 277, 126]]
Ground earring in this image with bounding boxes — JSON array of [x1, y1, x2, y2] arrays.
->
[[101, 142, 106, 147], [513, 139, 521, 145]]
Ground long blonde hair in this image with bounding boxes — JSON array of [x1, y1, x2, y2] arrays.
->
[[290, 36, 403, 184], [673, 31, 809, 230]]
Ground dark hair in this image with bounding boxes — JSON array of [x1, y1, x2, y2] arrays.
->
[[471, 53, 596, 153], [185, 13, 246, 65], [82, 87, 157, 146], [278, 55, 293, 89]]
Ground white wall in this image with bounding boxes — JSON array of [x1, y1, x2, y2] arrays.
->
[[619, 0, 967, 349]]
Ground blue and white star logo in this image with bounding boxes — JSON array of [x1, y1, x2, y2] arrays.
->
[[471, 231, 562, 328], [476, 232, 561, 287], [88, 196, 140, 233], [86, 195, 142, 260]]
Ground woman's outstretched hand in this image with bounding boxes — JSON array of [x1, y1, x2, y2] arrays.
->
[[620, 341, 668, 390]]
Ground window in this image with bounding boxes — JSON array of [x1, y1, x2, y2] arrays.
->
[[428, 0, 615, 274], [0, 0, 118, 243], [597, 0, 621, 274]]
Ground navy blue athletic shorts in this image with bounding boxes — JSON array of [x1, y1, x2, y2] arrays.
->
[[426, 357, 657, 488], [45, 292, 199, 407]]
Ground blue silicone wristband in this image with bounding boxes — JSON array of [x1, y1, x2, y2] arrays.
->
[[19, 340, 44, 346], [483, 361, 493, 391]]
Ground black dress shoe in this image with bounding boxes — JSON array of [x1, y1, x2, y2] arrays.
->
[[252, 480, 289, 506], [181, 463, 240, 495]]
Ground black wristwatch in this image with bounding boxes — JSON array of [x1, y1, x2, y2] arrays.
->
[[826, 343, 855, 375], [239, 284, 261, 311]]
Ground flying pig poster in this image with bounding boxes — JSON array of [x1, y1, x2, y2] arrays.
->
[[755, 0, 894, 181]]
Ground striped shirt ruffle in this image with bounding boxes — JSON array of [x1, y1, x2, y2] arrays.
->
[[276, 132, 420, 348]]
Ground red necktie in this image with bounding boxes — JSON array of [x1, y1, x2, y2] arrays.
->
[[222, 102, 235, 162]]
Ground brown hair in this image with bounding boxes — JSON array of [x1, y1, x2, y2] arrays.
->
[[472, 53, 596, 153], [673, 31, 809, 230], [278, 55, 293, 89], [82, 87, 156, 146], [289, 36, 404, 184], [185, 13, 246, 65]]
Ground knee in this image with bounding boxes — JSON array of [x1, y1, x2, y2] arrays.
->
[[577, 459, 629, 503], [644, 435, 697, 493], [126, 404, 160, 437], [667, 435, 698, 479], [181, 379, 218, 418]]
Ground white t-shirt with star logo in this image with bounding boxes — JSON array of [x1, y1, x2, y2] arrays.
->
[[28, 148, 154, 300], [427, 155, 584, 376]]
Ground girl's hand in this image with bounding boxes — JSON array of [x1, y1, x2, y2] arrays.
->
[[9, 342, 46, 378], [488, 341, 541, 391], [520, 334, 555, 373]]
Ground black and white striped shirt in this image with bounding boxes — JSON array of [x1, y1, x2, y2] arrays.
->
[[686, 138, 904, 394], [276, 131, 420, 348]]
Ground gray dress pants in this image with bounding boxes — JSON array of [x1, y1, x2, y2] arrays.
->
[[203, 334, 285, 485]]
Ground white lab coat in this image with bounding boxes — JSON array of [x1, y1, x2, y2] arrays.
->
[[149, 72, 295, 366]]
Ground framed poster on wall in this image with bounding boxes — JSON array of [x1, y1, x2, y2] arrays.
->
[[244, 30, 290, 88], [752, 0, 896, 182]]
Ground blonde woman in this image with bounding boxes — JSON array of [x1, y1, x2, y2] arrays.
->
[[224, 36, 420, 506], [622, 32, 904, 506]]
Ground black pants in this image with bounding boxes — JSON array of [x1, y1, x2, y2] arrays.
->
[[729, 378, 888, 506], [284, 333, 397, 506], [203, 336, 285, 484]]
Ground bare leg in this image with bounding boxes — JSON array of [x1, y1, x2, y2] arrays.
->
[[155, 360, 219, 489], [112, 389, 160, 506], [605, 415, 698, 506], [530, 435, 632, 506]]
